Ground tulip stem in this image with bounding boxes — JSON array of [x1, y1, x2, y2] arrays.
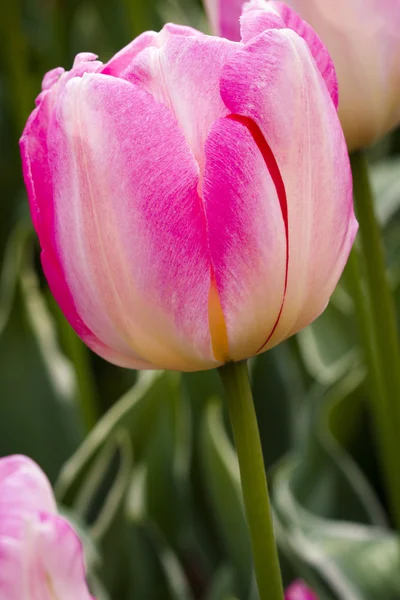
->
[[351, 150, 400, 528], [218, 360, 284, 600]]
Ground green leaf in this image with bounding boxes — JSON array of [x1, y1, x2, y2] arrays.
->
[[371, 157, 400, 227], [274, 460, 400, 600], [291, 371, 386, 526], [55, 370, 178, 503], [0, 232, 82, 481], [297, 292, 358, 385]]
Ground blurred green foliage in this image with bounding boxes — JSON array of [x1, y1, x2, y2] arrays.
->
[[1, 0, 400, 598]]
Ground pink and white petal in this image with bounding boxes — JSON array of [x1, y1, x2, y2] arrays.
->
[[42, 67, 65, 91], [240, 0, 287, 42], [101, 31, 159, 76], [121, 34, 240, 171], [240, 0, 338, 107], [50, 73, 216, 371], [0, 455, 56, 517], [269, 1, 338, 107], [41, 249, 154, 370], [220, 29, 357, 349], [204, 0, 244, 40], [20, 92, 53, 242], [20, 87, 150, 370], [203, 115, 286, 360], [102, 23, 201, 77], [285, 580, 318, 600], [0, 513, 92, 600]]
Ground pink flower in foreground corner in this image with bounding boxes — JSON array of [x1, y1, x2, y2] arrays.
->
[[20, 3, 357, 372], [0, 454, 93, 600], [285, 580, 318, 600], [204, 0, 400, 151]]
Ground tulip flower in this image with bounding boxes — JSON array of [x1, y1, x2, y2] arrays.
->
[[204, 0, 400, 151], [20, 2, 357, 372], [285, 580, 318, 600], [0, 454, 93, 599]]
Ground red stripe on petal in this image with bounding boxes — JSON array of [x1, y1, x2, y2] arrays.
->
[[227, 114, 288, 350]]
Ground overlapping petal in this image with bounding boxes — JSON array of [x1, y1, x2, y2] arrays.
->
[[220, 28, 357, 349], [240, 1, 338, 107], [119, 33, 239, 171], [49, 73, 216, 370], [102, 23, 201, 77], [280, 0, 400, 149], [0, 512, 93, 600], [203, 115, 286, 360], [203, 0, 245, 41], [20, 67, 144, 369], [285, 580, 318, 600], [0, 456, 93, 600], [0, 455, 56, 517]]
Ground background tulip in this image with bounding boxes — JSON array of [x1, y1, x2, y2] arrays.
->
[[20, 2, 357, 372], [285, 580, 318, 599], [0, 455, 93, 600], [204, 0, 400, 151]]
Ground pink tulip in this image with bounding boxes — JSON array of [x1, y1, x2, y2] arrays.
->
[[204, 0, 400, 151], [285, 580, 318, 600], [20, 4, 357, 371], [0, 454, 93, 599]]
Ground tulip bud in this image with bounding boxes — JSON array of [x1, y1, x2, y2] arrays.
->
[[0, 455, 93, 599], [285, 580, 318, 599], [20, 4, 357, 371], [204, 0, 400, 151]]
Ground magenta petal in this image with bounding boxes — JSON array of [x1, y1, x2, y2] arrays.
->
[[221, 28, 357, 349], [49, 73, 217, 370], [203, 115, 286, 360], [120, 33, 239, 172], [240, 0, 338, 108], [0, 456, 92, 600], [204, 0, 245, 40], [20, 81, 141, 369], [0, 513, 93, 600], [102, 22, 202, 77], [0, 455, 56, 516], [269, 1, 338, 107], [285, 580, 318, 600]]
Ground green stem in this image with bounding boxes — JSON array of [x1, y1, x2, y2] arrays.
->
[[351, 151, 400, 527], [218, 361, 284, 600]]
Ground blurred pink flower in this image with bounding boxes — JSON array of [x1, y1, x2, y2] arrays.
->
[[203, 0, 400, 150], [285, 580, 318, 600], [20, 1, 356, 371], [0, 454, 93, 600]]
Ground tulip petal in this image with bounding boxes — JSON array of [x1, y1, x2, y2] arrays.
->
[[203, 115, 287, 360], [220, 28, 357, 349], [20, 85, 148, 369], [0, 455, 56, 517], [285, 580, 318, 600], [120, 33, 239, 171], [0, 513, 92, 600], [278, 0, 400, 150], [102, 23, 201, 77], [49, 73, 217, 370], [203, 0, 244, 40], [240, 0, 338, 107]]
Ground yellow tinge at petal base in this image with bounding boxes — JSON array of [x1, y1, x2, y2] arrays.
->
[[208, 272, 229, 363]]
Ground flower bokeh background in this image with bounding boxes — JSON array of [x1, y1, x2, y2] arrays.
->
[[1, 0, 400, 599]]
